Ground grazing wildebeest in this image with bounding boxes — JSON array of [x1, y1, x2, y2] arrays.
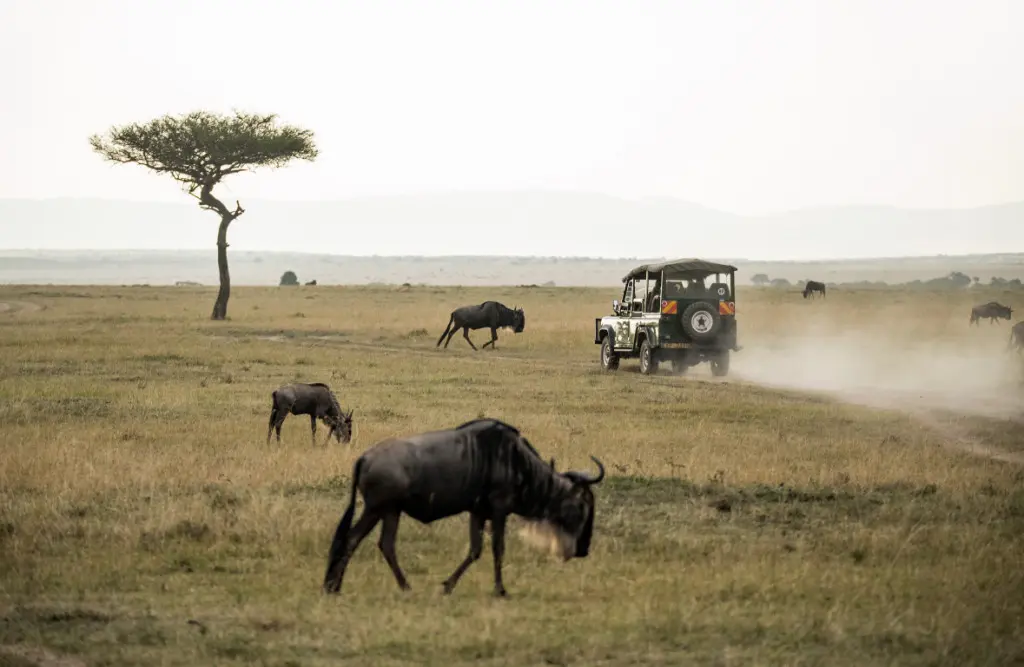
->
[[321, 417, 605, 597], [267, 382, 353, 446], [803, 280, 826, 299], [305, 279, 317, 286], [970, 301, 1013, 326], [435, 301, 525, 350], [1008, 321, 1024, 353]]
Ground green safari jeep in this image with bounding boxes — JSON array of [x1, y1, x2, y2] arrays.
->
[[593, 258, 741, 376]]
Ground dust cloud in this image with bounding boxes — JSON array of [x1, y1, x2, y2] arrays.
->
[[731, 326, 1024, 421]]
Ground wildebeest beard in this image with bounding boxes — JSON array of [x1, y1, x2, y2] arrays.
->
[[519, 498, 594, 561], [512, 450, 597, 561]]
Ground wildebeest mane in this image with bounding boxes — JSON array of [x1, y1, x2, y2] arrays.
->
[[454, 417, 520, 434], [455, 418, 549, 461], [455, 419, 555, 495], [308, 383, 343, 418]]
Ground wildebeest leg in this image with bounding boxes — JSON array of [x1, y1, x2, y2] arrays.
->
[[273, 413, 287, 443], [481, 327, 498, 350], [436, 314, 455, 348], [442, 513, 484, 594], [490, 514, 508, 597], [310, 415, 317, 446], [377, 510, 411, 591], [267, 407, 278, 444], [444, 323, 460, 349], [462, 327, 478, 351], [323, 509, 381, 594]]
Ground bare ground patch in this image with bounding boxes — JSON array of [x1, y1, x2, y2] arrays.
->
[[0, 302, 44, 316], [0, 644, 86, 667]]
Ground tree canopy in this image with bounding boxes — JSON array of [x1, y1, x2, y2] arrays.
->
[[89, 110, 317, 192], [90, 110, 318, 319]]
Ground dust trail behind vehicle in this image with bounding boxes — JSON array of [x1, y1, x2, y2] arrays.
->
[[730, 321, 1024, 422]]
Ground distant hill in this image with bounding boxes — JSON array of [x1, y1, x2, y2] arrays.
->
[[1, 193, 1022, 262]]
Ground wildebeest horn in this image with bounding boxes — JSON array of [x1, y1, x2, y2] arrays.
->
[[565, 455, 605, 485]]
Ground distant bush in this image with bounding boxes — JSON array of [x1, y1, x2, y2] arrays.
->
[[279, 271, 299, 286], [826, 272, 1024, 291]]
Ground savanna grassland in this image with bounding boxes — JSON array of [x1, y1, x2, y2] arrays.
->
[[1, 283, 1023, 666]]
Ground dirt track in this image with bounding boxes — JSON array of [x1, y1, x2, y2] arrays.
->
[[796, 386, 1024, 465]]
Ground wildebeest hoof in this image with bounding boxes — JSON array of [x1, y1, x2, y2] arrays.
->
[[441, 581, 455, 595], [494, 588, 508, 598]]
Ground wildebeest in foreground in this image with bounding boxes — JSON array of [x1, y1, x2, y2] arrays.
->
[[970, 301, 1013, 326], [321, 418, 605, 597], [1007, 321, 1024, 353], [267, 382, 353, 446], [803, 280, 826, 299], [435, 300, 525, 350]]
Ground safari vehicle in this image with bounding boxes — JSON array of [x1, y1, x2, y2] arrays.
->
[[593, 258, 740, 376]]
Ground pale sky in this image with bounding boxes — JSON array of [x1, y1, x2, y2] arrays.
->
[[2, 0, 1022, 217]]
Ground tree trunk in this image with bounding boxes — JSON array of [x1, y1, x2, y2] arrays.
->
[[197, 183, 244, 322], [210, 216, 232, 320]]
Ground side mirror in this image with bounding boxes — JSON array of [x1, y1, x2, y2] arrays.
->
[[612, 299, 619, 313]]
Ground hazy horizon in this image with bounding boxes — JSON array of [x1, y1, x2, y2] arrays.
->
[[2, 194, 1022, 260]]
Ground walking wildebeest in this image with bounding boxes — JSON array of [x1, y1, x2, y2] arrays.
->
[[1008, 321, 1024, 353], [435, 301, 525, 350], [267, 382, 353, 446], [970, 301, 1013, 326], [321, 417, 605, 597], [803, 280, 826, 299]]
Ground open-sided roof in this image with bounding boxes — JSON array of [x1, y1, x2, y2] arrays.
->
[[622, 258, 738, 282]]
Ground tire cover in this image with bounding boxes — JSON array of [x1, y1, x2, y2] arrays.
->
[[680, 301, 721, 340]]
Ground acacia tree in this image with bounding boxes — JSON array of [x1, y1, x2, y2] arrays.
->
[[90, 111, 318, 320]]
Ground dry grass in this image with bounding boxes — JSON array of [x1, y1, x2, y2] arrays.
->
[[0, 283, 1022, 666]]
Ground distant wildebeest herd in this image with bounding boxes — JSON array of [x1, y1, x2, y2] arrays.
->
[[965, 301, 1024, 355], [800, 280, 1024, 354], [802, 280, 826, 299], [269, 284, 1023, 599]]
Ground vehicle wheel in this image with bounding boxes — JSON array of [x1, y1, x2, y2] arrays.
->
[[680, 301, 721, 343], [710, 350, 730, 377], [639, 338, 658, 375], [600, 336, 619, 371]]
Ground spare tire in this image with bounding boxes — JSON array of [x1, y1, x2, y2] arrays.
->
[[680, 301, 721, 342]]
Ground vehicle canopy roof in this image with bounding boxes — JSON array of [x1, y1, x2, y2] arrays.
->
[[622, 258, 738, 282]]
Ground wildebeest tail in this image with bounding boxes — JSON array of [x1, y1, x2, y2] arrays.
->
[[268, 391, 279, 425], [324, 456, 364, 577], [436, 313, 455, 347]]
